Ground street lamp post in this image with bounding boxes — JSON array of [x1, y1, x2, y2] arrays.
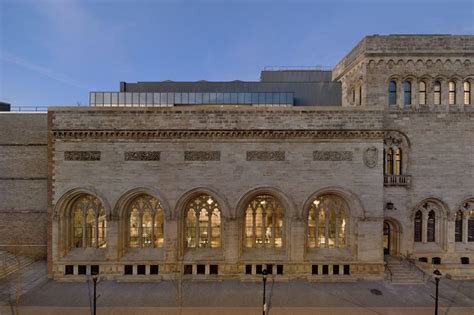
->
[[92, 272, 99, 315], [433, 269, 442, 315], [262, 269, 268, 315]]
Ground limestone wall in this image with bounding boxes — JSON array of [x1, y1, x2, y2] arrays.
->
[[0, 113, 48, 258], [383, 108, 474, 262]]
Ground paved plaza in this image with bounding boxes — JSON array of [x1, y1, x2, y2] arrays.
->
[[1, 261, 474, 314]]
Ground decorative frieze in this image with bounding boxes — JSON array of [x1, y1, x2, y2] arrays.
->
[[313, 151, 352, 161], [124, 151, 161, 161], [52, 129, 385, 140], [247, 151, 285, 161], [64, 151, 100, 161], [184, 151, 220, 161]]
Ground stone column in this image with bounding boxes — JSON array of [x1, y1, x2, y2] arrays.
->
[[106, 217, 119, 260], [289, 217, 305, 262], [446, 219, 455, 253], [441, 80, 449, 105], [165, 219, 179, 262], [397, 79, 404, 109], [357, 219, 383, 262], [422, 210, 428, 243], [456, 80, 464, 105], [224, 218, 240, 263]]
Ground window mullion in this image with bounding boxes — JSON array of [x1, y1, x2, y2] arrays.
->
[[151, 212, 156, 248], [138, 212, 143, 248], [325, 208, 329, 248], [196, 210, 200, 248], [314, 208, 318, 248], [82, 211, 86, 249], [207, 208, 212, 248]]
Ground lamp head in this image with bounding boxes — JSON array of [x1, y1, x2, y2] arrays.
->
[[433, 269, 442, 279], [92, 272, 99, 282], [262, 269, 268, 280]]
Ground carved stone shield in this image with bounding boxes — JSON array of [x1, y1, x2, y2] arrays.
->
[[363, 147, 378, 168]]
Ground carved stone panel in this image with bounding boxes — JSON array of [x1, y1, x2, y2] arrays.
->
[[246, 151, 285, 161], [64, 151, 101, 161], [363, 147, 378, 168], [124, 151, 161, 161], [313, 151, 353, 161], [184, 151, 220, 161]]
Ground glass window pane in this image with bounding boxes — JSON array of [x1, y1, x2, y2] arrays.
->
[[196, 93, 203, 104], [210, 93, 217, 104], [231, 93, 238, 104], [216, 93, 224, 104], [287, 93, 294, 105], [175, 93, 182, 104], [132, 93, 139, 106], [90, 92, 95, 106], [189, 93, 195, 104], [119, 92, 125, 105], [96, 92, 104, 106], [251, 93, 259, 104], [259, 93, 265, 105], [139, 93, 146, 106], [182, 93, 188, 104], [223, 93, 231, 104], [203, 93, 210, 104], [125, 93, 132, 106], [273, 93, 279, 104], [146, 93, 153, 105]]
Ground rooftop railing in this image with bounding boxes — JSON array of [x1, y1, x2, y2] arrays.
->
[[90, 92, 294, 107], [263, 66, 332, 71]]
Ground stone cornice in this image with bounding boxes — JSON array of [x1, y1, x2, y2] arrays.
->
[[52, 129, 385, 140]]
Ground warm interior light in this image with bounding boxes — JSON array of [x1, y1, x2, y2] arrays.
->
[[313, 199, 320, 206], [207, 197, 213, 205]]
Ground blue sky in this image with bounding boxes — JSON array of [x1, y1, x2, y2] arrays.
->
[[1, 0, 473, 106]]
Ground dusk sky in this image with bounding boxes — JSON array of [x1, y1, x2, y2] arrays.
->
[[1, 0, 473, 107]]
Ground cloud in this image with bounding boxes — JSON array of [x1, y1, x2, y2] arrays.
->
[[0, 49, 90, 90]]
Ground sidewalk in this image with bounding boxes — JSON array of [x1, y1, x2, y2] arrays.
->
[[1, 261, 473, 314]]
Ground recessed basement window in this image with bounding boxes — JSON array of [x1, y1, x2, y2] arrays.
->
[[65, 265, 73, 275], [197, 264, 205, 275], [210, 265, 218, 275], [322, 265, 329, 275], [137, 265, 146, 275], [245, 264, 252, 275], [184, 264, 193, 275], [277, 265, 283, 275], [91, 265, 100, 275], [124, 265, 133, 275], [312, 265, 318, 275], [78, 265, 87, 275], [150, 265, 159, 275], [333, 265, 340, 275], [343, 265, 350, 275]]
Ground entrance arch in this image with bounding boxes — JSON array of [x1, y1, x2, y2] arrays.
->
[[383, 218, 401, 256]]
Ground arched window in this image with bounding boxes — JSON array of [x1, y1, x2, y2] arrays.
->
[[358, 85, 362, 106], [464, 81, 471, 105], [307, 195, 347, 248], [434, 80, 441, 105], [395, 148, 402, 176], [419, 81, 427, 105], [414, 210, 422, 242], [404, 81, 412, 105], [71, 195, 107, 249], [389, 81, 397, 105], [427, 210, 436, 242], [455, 210, 463, 242], [469, 209, 474, 242], [128, 195, 164, 248], [185, 195, 221, 248], [244, 195, 283, 248], [386, 148, 394, 175], [448, 81, 456, 105]]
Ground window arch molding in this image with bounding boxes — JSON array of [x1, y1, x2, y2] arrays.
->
[[383, 130, 410, 176], [175, 187, 230, 256], [387, 76, 401, 106], [303, 191, 354, 250], [236, 187, 295, 250], [114, 187, 171, 254], [411, 198, 448, 245], [54, 187, 111, 257], [453, 198, 474, 243]]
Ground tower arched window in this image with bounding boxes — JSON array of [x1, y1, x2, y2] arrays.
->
[[71, 195, 107, 249], [389, 81, 397, 105], [464, 81, 471, 105], [128, 195, 164, 248], [307, 195, 347, 248], [244, 194, 283, 248], [448, 81, 456, 105], [404, 81, 412, 105], [419, 81, 427, 105], [414, 210, 422, 242], [386, 148, 394, 175], [455, 201, 474, 243], [434, 80, 441, 105], [185, 195, 221, 248]]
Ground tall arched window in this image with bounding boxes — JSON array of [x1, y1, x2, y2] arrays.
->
[[404, 81, 412, 105], [427, 210, 436, 242], [414, 210, 422, 242], [395, 148, 402, 176], [389, 81, 397, 105], [185, 195, 221, 248], [386, 148, 394, 175], [434, 80, 441, 105], [464, 81, 471, 105], [419, 81, 427, 105], [307, 195, 347, 248], [244, 195, 283, 248], [128, 195, 164, 248], [71, 195, 107, 249], [448, 81, 456, 105], [455, 210, 463, 242], [469, 209, 474, 242]]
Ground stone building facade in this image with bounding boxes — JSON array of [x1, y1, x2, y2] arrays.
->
[[1, 34, 473, 282]]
